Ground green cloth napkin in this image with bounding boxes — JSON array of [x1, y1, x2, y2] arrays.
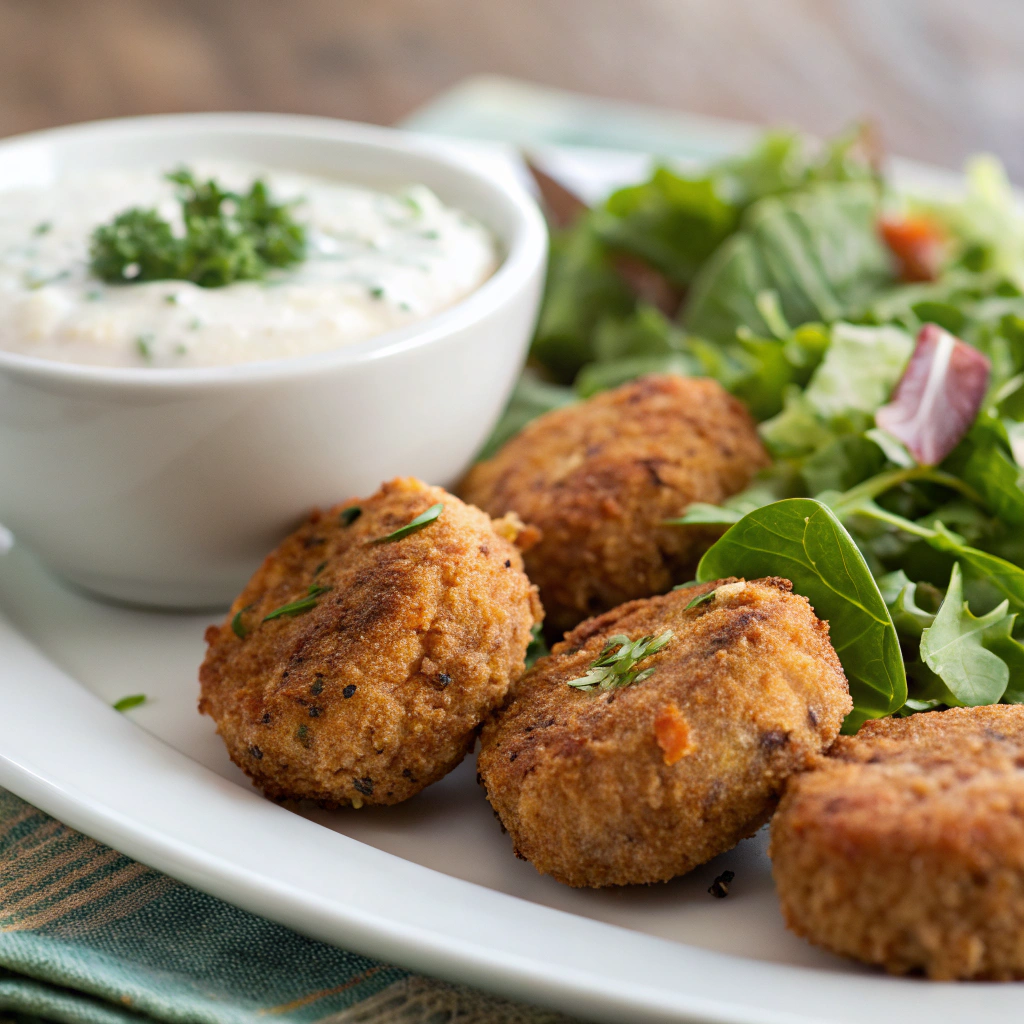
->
[[0, 788, 574, 1024], [1, 76, 733, 1024]]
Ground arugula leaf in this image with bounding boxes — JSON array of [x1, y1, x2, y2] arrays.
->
[[695, 498, 906, 729], [683, 181, 894, 343], [920, 563, 1011, 705], [669, 468, 801, 526]]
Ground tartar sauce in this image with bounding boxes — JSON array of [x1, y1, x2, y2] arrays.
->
[[0, 162, 498, 367]]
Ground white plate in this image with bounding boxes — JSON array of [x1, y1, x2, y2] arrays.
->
[[1, 140, 1021, 1024]]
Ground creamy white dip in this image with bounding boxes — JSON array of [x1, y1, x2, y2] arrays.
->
[[0, 162, 498, 367]]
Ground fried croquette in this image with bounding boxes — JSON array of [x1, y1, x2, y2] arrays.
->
[[460, 374, 769, 635], [477, 578, 851, 887], [770, 704, 1024, 980], [199, 477, 542, 807]]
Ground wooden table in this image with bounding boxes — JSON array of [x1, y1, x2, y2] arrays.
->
[[2, 0, 1024, 177]]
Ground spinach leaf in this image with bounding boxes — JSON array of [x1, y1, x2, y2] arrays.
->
[[683, 181, 894, 343], [920, 563, 1011, 706], [695, 498, 907, 729]]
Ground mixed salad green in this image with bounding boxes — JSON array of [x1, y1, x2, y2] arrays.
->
[[494, 127, 1024, 731]]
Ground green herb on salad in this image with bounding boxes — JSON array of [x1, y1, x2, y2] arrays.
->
[[89, 168, 306, 288]]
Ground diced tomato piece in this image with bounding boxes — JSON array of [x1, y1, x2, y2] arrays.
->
[[879, 214, 947, 283]]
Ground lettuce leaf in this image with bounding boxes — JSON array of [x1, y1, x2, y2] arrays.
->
[[683, 181, 895, 343]]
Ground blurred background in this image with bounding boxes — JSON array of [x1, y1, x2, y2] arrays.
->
[[2, 0, 1024, 176]]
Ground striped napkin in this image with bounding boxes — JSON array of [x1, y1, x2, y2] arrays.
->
[[0, 788, 575, 1024]]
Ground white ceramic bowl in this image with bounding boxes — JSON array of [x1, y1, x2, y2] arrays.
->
[[0, 113, 547, 608]]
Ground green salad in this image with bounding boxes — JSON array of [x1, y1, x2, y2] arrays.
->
[[493, 127, 1024, 732]]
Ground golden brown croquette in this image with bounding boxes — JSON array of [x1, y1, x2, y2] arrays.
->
[[478, 578, 850, 887], [770, 704, 1024, 980], [459, 374, 770, 635], [199, 477, 542, 807]]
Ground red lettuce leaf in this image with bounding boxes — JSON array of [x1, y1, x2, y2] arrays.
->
[[875, 323, 990, 465]]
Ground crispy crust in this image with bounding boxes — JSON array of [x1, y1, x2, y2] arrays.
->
[[770, 705, 1024, 980], [199, 477, 542, 807], [478, 578, 851, 887], [459, 374, 769, 634]]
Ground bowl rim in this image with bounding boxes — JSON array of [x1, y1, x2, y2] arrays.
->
[[0, 112, 547, 389]]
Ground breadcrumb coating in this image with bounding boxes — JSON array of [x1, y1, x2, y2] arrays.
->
[[771, 704, 1024, 980], [460, 374, 769, 634], [478, 578, 850, 887], [200, 477, 542, 807]]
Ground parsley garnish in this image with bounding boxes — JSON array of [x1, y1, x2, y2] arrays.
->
[[89, 168, 306, 288], [113, 694, 147, 712], [263, 584, 333, 622], [567, 631, 673, 692], [339, 506, 362, 527], [372, 503, 443, 544], [231, 603, 255, 638], [686, 588, 718, 609]]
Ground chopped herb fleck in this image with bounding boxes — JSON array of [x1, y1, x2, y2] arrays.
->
[[686, 588, 718, 610], [372, 502, 444, 544], [136, 334, 154, 361], [188, 317, 202, 330], [313, 560, 327, 577], [113, 694, 147, 712], [164, 293, 179, 305], [34, 221, 52, 236], [567, 630, 673, 692], [263, 584, 333, 621], [85, 289, 103, 301], [368, 285, 385, 300], [174, 342, 188, 356], [232, 604, 255, 638], [339, 506, 362, 527]]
